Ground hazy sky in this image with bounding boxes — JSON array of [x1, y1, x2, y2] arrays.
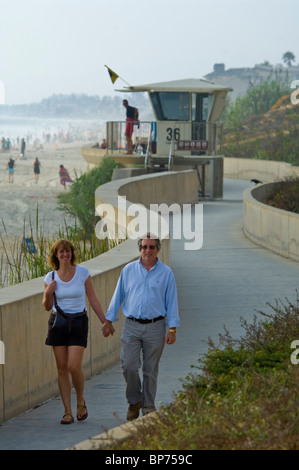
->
[[0, 0, 298, 105]]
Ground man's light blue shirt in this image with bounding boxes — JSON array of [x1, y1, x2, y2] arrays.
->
[[106, 257, 180, 327]]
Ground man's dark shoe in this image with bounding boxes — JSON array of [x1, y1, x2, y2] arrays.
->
[[142, 407, 155, 416], [127, 401, 142, 421]]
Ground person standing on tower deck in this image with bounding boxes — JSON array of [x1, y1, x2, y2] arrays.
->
[[123, 99, 139, 155]]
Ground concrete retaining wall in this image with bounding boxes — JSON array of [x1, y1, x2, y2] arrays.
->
[[0, 170, 199, 424], [243, 182, 299, 262], [80, 147, 106, 170], [224, 157, 299, 263], [224, 157, 299, 182]]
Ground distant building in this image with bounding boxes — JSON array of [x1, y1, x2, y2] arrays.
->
[[205, 63, 299, 102]]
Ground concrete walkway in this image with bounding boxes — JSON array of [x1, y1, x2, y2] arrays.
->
[[1, 178, 299, 450]]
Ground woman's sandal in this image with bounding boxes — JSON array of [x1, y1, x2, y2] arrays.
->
[[60, 413, 74, 425], [77, 401, 88, 422]]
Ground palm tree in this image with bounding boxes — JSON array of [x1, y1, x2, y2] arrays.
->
[[282, 51, 296, 67]]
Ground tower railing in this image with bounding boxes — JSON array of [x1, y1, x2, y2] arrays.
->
[[106, 121, 154, 157]]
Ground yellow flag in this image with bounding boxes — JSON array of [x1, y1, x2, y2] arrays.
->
[[105, 65, 119, 84]]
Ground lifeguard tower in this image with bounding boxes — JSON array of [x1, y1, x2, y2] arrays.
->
[[82, 78, 232, 198]]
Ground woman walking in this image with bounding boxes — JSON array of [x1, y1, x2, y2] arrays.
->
[[59, 164, 72, 189], [7, 157, 15, 183], [33, 157, 41, 182], [42, 239, 115, 424]]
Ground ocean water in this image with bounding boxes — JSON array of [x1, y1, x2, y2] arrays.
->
[[0, 116, 105, 146]]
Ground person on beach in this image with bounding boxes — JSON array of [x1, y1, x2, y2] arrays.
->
[[33, 157, 41, 182], [59, 164, 72, 189], [102, 233, 180, 421], [42, 239, 115, 425], [122, 99, 139, 155], [7, 157, 15, 183], [5, 138, 11, 151], [20, 138, 26, 159]]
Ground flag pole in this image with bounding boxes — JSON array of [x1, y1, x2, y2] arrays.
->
[[117, 75, 131, 87]]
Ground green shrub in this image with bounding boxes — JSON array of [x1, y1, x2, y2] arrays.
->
[[105, 294, 299, 450], [224, 78, 290, 129]]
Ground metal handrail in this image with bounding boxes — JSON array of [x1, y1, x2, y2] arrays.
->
[[168, 136, 173, 170], [144, 129, 152, 168], [106, 121, 154, 157]]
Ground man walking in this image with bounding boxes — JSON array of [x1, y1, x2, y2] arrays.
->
[[102, 233, 180, 420]]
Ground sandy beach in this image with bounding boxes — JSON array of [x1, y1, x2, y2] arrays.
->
[[0, 141, 88, 240]]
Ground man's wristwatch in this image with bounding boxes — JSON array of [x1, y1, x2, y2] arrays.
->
[[169, 328, 176, 334]]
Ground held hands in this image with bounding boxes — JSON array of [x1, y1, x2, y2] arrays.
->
[[101, 321, 115, 337]]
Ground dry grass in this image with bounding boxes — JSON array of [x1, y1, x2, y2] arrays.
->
[[0, 216, 116, 288]]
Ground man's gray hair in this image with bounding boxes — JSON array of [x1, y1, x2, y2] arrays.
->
[[138, 232, 161, 251]]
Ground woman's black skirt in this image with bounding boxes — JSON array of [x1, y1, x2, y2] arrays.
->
[[45, 312, 88, 347]]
